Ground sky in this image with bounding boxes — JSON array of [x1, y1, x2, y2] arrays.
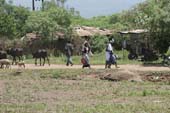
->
[[6, 0, 42, 10], [65, 0, 146, 18], [6, 0, 146, 18]]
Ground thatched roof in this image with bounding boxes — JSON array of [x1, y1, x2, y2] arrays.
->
[[54, 32, 65, 39], [21, 32, 65, 41], [25, 33, 38, 39], [21, 27, 112, 40], [74, 27, 93, 37], [118, 29, 148, 34], [55, 32, 65, 37], [74, 26, 113, 37], [20, 33, 40, 41]]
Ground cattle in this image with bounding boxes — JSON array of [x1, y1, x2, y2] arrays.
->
[[6, 48, 23, 65], [32, 49, 50, 66], [0, 51, 7, 59]]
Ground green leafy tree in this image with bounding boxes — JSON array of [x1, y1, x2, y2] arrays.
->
[[0, 13, 16, 39], [26, 11, 57, 38], [112, 0, 170, 53], [11, 6, 30, 37], [144, 0, 170, 53], [0, 1, 30, 39], [47, 7, 71, 27], [91, 35, 107, 53], [26, 1, 71, 39]]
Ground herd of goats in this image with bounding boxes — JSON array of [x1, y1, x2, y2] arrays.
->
[[0, 48, 50, 69]]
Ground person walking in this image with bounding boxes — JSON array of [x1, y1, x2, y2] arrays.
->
[[65, 40, 74, 66], [81, 41, 91, 68], [105, 37, 119, 69]]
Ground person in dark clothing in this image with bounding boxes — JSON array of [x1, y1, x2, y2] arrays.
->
[[81, 41, 91, 68], [65, 40, 74, 66]]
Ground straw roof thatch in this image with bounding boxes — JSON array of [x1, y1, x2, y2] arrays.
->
[[22, 32, 65, 41], [74, 27, 93, 37], [22, 26, 113, 41], [20, 33, 40, 41], [118, 29, 148, 34], [26, 33, 37, 40], [74, 26, 113, 37]]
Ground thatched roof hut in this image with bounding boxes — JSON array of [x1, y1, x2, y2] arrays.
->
[[118, 29, 148, 34], [20, 33, 41, 41], [118, 29, 149, 56], [74, 26, 113, 38], [74, 27, 93, 37], [54, 32, 65, 39]]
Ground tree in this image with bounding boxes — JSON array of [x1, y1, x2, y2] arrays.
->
[[26, 4, 71, 38], [0, 1, 30, 39], [0, 1, 17, 39], [113, 0, 170, 53], [26, 11, 56, 38], [91, 35, 107, 53], [47, 7, 71, 27], [150, 0, 170, 53], [0, 13, 16, 39], [109, 14, 121, 24], [60, 0, 67, 7], [11, 6, 30, 37]]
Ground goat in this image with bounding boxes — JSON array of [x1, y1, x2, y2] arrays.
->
[[0, 59, 11, 69]]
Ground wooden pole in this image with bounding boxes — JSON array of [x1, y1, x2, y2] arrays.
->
[[32, 0, 35, 11], [42, 0, 44, 10]]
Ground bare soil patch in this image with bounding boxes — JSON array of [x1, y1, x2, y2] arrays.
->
[[10, 64, 170, 71], [80, 69, 170, 82], [142, 74, 170, 82]]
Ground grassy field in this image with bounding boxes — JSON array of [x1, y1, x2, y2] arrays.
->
[[0, 69, 170, 113]]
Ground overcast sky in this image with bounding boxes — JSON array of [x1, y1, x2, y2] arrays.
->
[[7, 0, 145, 18]]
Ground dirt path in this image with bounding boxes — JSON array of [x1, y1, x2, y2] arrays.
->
[[10, 64, 170, 71]]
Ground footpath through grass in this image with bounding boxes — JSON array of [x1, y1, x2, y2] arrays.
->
[[0, 69, 170, 113]]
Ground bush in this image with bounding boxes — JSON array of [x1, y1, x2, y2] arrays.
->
[[166, 47, 170, 56], [112, 33, 125, 50], [91, 35, 107, 53]]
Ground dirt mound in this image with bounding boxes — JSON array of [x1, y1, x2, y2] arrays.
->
[[80, 69, 170, 82], [99, 70, 142, 82]]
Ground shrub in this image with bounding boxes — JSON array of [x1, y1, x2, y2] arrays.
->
[[91, 35, 107, 53]]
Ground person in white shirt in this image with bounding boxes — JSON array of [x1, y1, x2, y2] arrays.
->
[[105, 38, 119, 68]]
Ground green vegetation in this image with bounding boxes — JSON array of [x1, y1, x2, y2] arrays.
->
[[1, 0, 170, 54], [0, 69, 170, 113], [0, 0, 72, 40], [0, 0, 170, 112], [71, 16, 112, 28], [71, 0, 170, 53]]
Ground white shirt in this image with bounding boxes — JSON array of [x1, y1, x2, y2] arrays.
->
[[107, 43, 113, 52], [106, 43, 113, 61]]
